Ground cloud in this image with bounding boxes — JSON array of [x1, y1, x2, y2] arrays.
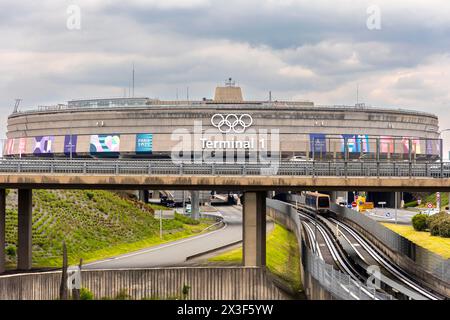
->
[[0, 1, 449, 151]]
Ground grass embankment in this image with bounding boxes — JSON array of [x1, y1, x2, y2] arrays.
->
[[209, 223, 302, 293], [405, 192, 449, 209], [4, 190, 213, 267], [382, 223, 450, 259]]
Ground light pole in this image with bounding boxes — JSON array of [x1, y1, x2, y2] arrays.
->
[[439, 129, 450, 210]]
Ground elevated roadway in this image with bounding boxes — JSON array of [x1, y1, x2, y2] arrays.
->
[[1, 159, 450, 191]]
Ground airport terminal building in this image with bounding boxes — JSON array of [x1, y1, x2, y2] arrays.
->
[[4, 81, 441, 161]]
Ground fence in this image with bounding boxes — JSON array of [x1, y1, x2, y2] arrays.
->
[[331, 203, 450, 284], [266, 198, 393, 300], [0, 158, 450, 178], [0, 267, 287, 300]]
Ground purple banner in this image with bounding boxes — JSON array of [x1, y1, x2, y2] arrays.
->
[[64, 135, 77, 155]]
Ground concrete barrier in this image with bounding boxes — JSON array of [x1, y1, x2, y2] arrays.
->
[[0, 267, 288, 300]]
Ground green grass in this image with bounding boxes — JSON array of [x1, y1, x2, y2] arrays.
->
[[382, 223, 450, 259], [4, 190, 214, 267], [209, 223, 302, 292]]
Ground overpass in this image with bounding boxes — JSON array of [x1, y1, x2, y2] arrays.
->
[[1, 158, 450, 273]]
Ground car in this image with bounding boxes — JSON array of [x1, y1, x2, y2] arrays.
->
[[288, 156, 312, 162]]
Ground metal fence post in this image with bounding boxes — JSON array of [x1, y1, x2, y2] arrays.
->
[[344, 161, 347, 178]]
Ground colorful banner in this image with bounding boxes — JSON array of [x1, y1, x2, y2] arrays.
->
[[425, 140, 441, 155], [135, 133, 153, 153], [341, 135, 370, 153], [380, 136, 394, 153], [4, 138, 15, 155], [33, 136, 54, 155], [90, 134, 120, 153], [18, 138, 26, 155], [400, 137, 422, 154], [64, 135, 78, 155], [309, 134, 326, 154]]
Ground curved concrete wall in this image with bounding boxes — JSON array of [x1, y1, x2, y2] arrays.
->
[[5, 103, 440, 158]]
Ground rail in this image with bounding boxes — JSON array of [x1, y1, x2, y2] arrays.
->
[[331, 203, 450, 284], [266, 198, 393, 300], [1, 158, 450, 178]]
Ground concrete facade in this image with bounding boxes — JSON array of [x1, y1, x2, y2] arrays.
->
[[5, 91, 440, 160], [17, 189, 32, 270], [243, 192, 266, 267], [1, 173, 450, 191], [0, 267, 288, 300]]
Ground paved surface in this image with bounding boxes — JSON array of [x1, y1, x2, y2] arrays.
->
[[85, 205, 246, 269], [364, 207, 417, 224]]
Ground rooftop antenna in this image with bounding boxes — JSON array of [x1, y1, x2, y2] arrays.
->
[[132, 62, 135, 98], [13, 99, 22, 113], [225, 77, 235, 87], [187, 86, 189, 101], [356, 83, 359, 105], [176, 88, 179, 101], [269, 91, 272, 102]]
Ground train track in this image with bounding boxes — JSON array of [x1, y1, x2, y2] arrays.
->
[[296, 202, 444, 300], [298, 206, 386, 300]]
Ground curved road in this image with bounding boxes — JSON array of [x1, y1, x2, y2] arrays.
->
[[85, 205, 245, 269]]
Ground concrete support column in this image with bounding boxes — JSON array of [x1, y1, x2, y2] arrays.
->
[[0, 189, 6, 274], [18, 189, 32, 270], [243, 191, 266, 267], [191, 190, 200, 220], [139, 190, 149, 203]]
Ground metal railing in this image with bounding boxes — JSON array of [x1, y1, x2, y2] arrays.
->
[[331, 203, 450, 284], [266, 198, 394, 300], [302, 245, 393, 300], [0, 158, 450, 178]]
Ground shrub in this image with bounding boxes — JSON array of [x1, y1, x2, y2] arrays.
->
[[114, 288, 131, 300], [412, 214, 428, 231], [174, 213, 200, 225], [427, 212, 450, 237], [427, 212, 447, 236], [438, 218, 450, 238], [86, 191, 95, 200], [6, 245, 16, 257], [80, 287, 94, 300]]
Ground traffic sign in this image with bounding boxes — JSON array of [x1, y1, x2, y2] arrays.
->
[[351, 201, 357, 208], [427, 203, 433, 208]]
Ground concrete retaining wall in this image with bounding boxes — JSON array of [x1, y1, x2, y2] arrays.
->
[[0, 267, 288, 300]]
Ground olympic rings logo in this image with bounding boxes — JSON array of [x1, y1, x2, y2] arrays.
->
[[210, 114, 253, 133]]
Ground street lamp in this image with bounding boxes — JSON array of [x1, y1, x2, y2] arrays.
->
[[439, 129, 450, 211]]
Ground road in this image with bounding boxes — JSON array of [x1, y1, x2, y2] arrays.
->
[[364, 207, 417, 224], [85, 205, 245, 269]]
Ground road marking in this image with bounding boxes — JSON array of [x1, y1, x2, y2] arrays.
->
[[85, 221, 229, 267]]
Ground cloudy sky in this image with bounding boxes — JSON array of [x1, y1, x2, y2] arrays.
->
[[1, 0, 450, 151]]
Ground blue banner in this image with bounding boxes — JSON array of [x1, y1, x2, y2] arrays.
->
[[64, 135, 77, 155], [310, 134, 326, 154], [135, 133, 153, 153]]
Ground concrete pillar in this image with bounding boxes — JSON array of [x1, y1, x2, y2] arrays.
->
[[18, 189, 32, 270], [191, 190, 200, 220], [0, 189, 6, 274], [243, 191, 266, 267], [139, 190, 149, 203]]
